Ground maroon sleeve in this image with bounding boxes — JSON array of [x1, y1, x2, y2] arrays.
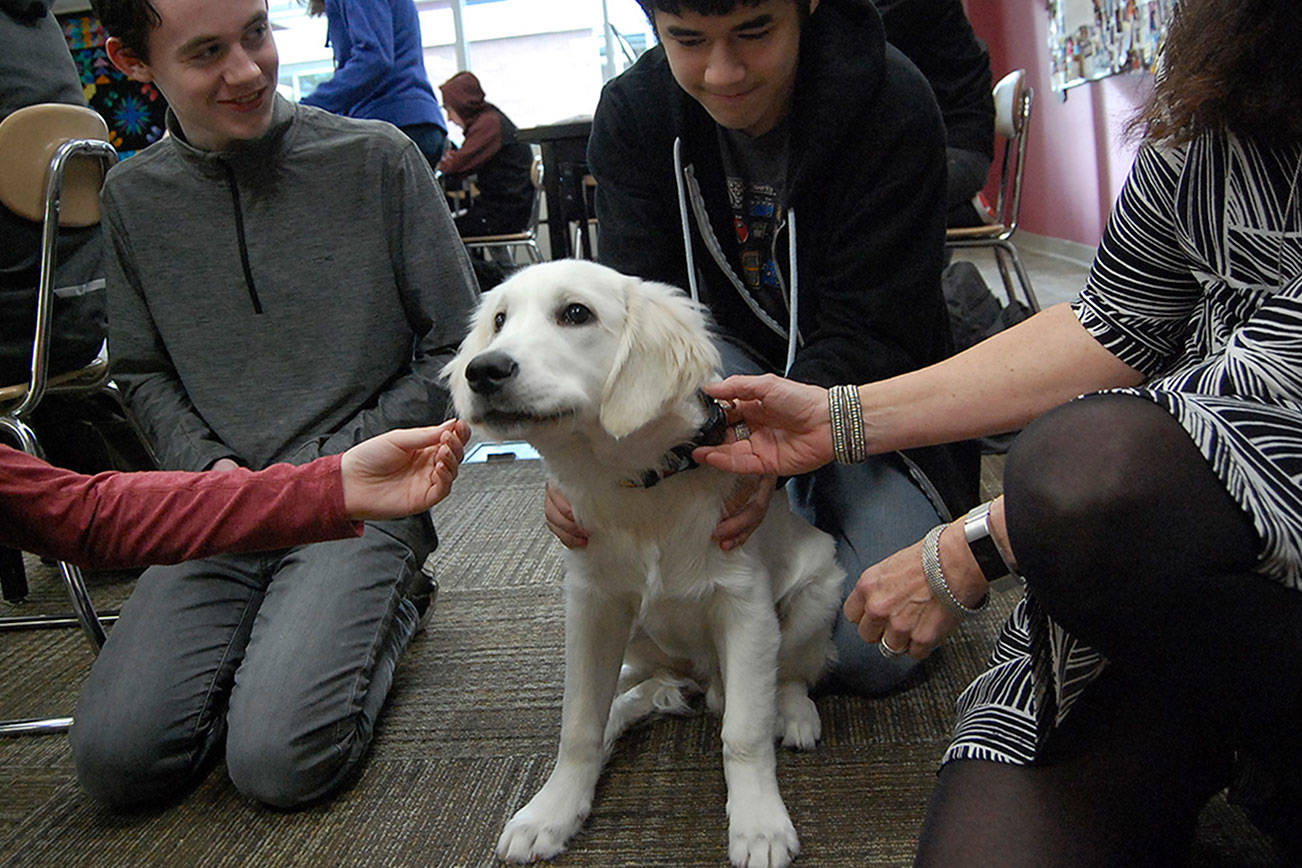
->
[[437, 111, 504, 176], [0, 446, 363, 569]]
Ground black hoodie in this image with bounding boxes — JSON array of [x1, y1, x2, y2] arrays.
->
[[588, 0, 975, 514]]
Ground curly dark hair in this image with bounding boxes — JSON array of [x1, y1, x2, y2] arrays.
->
[[634, 0, 813, 28], [89, 0, 161, 60], [1134, 0, 1302, 147]]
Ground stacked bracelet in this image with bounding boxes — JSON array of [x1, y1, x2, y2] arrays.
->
[[921, 523, 989, 618], [828, 385, 867, 464]]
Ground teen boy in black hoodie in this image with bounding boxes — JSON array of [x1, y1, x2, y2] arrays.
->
[[546, 0, 977, 695]]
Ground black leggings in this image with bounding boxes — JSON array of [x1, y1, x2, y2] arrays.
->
[[917, 394, 1302, 865]]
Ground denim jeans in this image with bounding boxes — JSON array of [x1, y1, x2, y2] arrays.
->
[[70, 525, 426, 809], [715, 338, 942, 694]]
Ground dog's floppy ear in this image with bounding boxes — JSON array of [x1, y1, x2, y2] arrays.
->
[[599, 278, 720, 439]]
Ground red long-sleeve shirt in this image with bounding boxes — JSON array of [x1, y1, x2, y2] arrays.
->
[[0, 445, 363, 570]]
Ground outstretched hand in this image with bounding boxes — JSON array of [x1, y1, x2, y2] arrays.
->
[[340, 420, 471, 520], [692, 374, 836, 477]]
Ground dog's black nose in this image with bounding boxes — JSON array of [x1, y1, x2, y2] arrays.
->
[[465, 350, 519, 395]]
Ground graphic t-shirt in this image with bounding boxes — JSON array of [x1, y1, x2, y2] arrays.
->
[[717, 120, 790, 336]]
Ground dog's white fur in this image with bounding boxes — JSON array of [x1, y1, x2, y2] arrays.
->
[[444, 260, 843, 868]]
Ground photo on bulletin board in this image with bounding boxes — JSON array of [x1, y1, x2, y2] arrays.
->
[[1047, 0, 1176, 92]]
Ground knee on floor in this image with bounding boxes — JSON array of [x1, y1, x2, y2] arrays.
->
[[70, 713, 209, 809], [224, 715, 368, 808]]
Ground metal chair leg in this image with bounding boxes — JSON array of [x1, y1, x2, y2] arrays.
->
[[0, 715, 74, 736], [992, 245, 1018, 306], [998, 240, 1042, 312], [0, 415, 114, 735]]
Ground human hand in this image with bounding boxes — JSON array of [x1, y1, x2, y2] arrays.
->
[[340, 420, 470, 520], [210, 458, 241, 472], [842, 519, 988, 659], [692, 374, 836, 477], [544, 481, 589, 549], [712, 474, 776, 551]]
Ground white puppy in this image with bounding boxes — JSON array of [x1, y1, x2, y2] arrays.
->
[[444, 260, 843, 868]]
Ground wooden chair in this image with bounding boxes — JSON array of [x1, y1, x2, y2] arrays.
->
[[945, 69, 1041, 312], [462, 155, 545, 269], [0, 103, 122, 736]]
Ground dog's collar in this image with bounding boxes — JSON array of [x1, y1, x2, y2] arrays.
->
[[620, 391, 728, 489]]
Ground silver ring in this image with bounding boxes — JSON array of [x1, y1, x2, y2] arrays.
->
[[732, 422, 751, 441], [878, 637, 907, 659]]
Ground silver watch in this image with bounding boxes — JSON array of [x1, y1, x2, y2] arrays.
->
[[963, 501, 1022, 591]]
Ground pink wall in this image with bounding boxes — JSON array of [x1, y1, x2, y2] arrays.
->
[[964, 0, 1153, 247]]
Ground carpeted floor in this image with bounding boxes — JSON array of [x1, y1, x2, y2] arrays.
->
[[0, 457, 1284, 866]]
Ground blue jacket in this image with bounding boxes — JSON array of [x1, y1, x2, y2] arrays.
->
[[301, 0, 446, 131]]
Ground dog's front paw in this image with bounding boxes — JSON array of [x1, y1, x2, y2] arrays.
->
[[776, 683, 820, 750], [727, 811, 799, 868], [495, 800, 587, 863]]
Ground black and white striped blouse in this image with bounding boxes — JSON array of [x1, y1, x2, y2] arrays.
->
[[946, 129, 1302, 765]]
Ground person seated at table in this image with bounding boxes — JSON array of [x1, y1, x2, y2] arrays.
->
[[693, 0, 1302, 859], [437, 71, 534, 241]]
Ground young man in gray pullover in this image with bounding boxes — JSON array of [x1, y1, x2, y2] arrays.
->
[[72, 0, 478, 810]]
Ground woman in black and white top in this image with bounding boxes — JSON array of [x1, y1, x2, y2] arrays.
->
[[692, 0, 1302, 861]]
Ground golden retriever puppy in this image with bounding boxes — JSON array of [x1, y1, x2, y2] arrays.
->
[[444, 260, 843, 868]]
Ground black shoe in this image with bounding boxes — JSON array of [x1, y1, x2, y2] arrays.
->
[[401, 556, 439, 631]]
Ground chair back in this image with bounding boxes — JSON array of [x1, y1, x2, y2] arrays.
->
[[0, 103, 118, 418], [0, 103, 112, 226], [990, 69, 1033, 234]]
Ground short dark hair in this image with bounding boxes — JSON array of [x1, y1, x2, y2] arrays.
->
[[90, 0, 162, 60], [634, 0, 813, 28]]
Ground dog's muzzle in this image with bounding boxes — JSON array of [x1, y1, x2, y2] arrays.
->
[[464, 350, 518, 395]]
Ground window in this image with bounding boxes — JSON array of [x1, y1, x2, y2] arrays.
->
[[267, 0, 657, 130]]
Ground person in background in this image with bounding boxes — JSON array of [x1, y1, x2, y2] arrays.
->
[[77, 0, 478, 813], [873, 0, 994, 227], [0, 0, 106, 387], [553, 0, 976, 697], [1, 0, 117, 600], [301, 0, 448, 170], [437, 71, 535, 241], [694, 0, 1302, 860], [2, 421, 469, 570]]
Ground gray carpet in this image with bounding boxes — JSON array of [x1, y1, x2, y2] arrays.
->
[[0, 457, 1283, 866]]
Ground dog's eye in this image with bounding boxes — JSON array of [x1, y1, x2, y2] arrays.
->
[[493, 311, 506, 332], [559, 303, 593, 326]]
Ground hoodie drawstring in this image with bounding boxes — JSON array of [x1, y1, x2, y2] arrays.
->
[[219, 161, 264, 315], [674, 137, 799, 375], [673, 138, 701, 305]]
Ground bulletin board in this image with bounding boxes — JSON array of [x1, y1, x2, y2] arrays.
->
[[1047, 0, 1176, 92]]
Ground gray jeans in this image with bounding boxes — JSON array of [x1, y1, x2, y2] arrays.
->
[[70, 526, 425, 809], [716, 339, 943, 695]]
